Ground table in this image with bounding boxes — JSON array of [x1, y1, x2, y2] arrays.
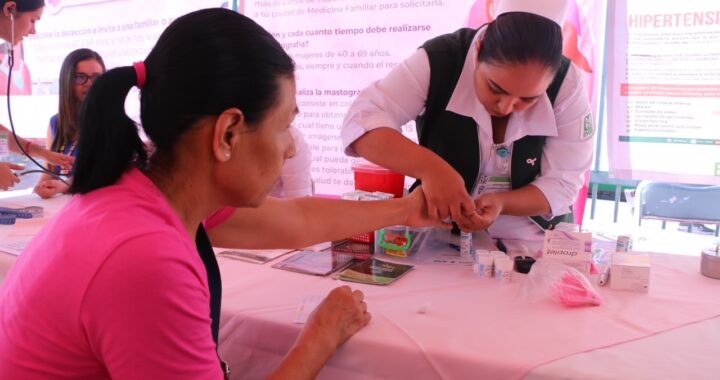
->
[[215, 247, 720, 379], [2, 192, 720, 379]]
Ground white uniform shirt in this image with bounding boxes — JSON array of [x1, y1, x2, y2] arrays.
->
[[341, 28, 595, 240], [269, 126, 314, 198]]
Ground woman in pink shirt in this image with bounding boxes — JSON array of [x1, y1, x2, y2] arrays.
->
[[0, 8, 442, 379]]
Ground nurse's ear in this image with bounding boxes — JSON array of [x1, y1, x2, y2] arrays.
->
[[2, 1, 17, 19], [212, 108, 245, 163]]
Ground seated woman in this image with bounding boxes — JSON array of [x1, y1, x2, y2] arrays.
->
[[0, 9, 446, 379], [33, 48, 105, 198]]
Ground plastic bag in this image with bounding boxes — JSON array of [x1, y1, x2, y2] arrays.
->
[[519, 260, 603, 307]]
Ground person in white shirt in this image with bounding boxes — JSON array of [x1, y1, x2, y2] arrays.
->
[[341, 0, 594, 240], [268, 125, 313, 198]]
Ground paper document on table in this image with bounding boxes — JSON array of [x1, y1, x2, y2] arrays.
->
[[272, 251, 356, 276], [426, 251, 474, 266], [337, 258, 414, 285], [0, 238, 31, 256], [216, 248, 295, 264], [293, 295, 324, 324]]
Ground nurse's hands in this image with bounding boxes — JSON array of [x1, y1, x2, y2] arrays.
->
[[419, 162, 477, 222], [403, 187, 454, 229], [0, 162, 22, 190], [457, 192, 503, 231]]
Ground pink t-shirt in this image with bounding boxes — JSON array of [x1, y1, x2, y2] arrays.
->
[[0, 168, 223, 379]]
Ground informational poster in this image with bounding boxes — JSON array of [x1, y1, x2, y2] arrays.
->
[[8, 0, 603, 195], [3, 0, 227, 137], [248, 0, 603, 194], [607, 0, 720, 185], [245, 0, 476, 193]]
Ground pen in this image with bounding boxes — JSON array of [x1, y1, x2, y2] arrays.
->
[[448, 243, 461, 251], [495, 238, 507, 253]]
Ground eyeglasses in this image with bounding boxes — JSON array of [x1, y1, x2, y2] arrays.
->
[[73, 73, 102, 85]]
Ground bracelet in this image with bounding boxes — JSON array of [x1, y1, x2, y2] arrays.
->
[[24, 140, 32, 152]]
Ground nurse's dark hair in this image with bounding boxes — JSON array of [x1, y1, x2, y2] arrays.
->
[[478, 12, 563, 72], [69, 8, 294, 194], [1, 0, 45, 12]]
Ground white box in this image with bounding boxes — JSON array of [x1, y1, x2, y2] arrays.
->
[[542, 230, 593, 274], [610, 253, 651, 293]]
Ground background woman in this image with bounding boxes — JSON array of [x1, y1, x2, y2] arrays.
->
[[34, 48, 105, 198]]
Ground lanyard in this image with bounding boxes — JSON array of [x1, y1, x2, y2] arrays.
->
[[195, 224, 231, 379]]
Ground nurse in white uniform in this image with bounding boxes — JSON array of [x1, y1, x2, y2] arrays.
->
[[268, 125, 314, 198], [340, 0, 595, 240]]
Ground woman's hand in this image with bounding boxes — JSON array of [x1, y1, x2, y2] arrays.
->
[[34, 179, 69, 199], [403, 187, 453, 229], [302, 286, 371, 351], [457, 192, 504, 232], [0, 162, 22, 190], [418, 162, 477, 222], [37, 149, 74, 170]]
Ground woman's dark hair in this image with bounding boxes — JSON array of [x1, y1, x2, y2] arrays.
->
[[53, 48, 105, 154], [478, 12, 563, 72], [2, 0, 45, 12], [70, 8, 295, 194]]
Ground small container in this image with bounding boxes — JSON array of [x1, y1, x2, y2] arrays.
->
[[494, 258, 513, 283], [0, 132, 9, 159], [513, 256, 536, 274], [378, 225, 412, 257], [616, 235, 633, 252], [352, 162, 405, 198], [460, 231, 473, 258], [474, 251, 494, 278], [701, 246, 720, 280]]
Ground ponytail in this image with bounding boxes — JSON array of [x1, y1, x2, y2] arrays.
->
[[69, 66, 147, 194]]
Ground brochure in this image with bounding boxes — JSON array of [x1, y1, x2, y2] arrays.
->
[[331, 239, 373, 260], [337, 258, 414, 286], [272, 250, 357, 276], [216, 248, 295, 264]]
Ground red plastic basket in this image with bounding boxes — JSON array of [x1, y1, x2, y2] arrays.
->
[[350, 231, 373, 244]]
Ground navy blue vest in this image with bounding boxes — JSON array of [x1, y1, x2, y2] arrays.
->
[[413, 28, 572, 229]]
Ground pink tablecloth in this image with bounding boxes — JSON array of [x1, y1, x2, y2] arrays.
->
[[217, 251, 720, 379]]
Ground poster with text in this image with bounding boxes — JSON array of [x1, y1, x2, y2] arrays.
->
[[9, 0, 604, 196], [607, 0, 720, 184], [4, 0, 227, 137], [248, 0, 603, 194]]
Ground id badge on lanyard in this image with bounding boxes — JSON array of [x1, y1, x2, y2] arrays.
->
[[475, 175, 511, 196]]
